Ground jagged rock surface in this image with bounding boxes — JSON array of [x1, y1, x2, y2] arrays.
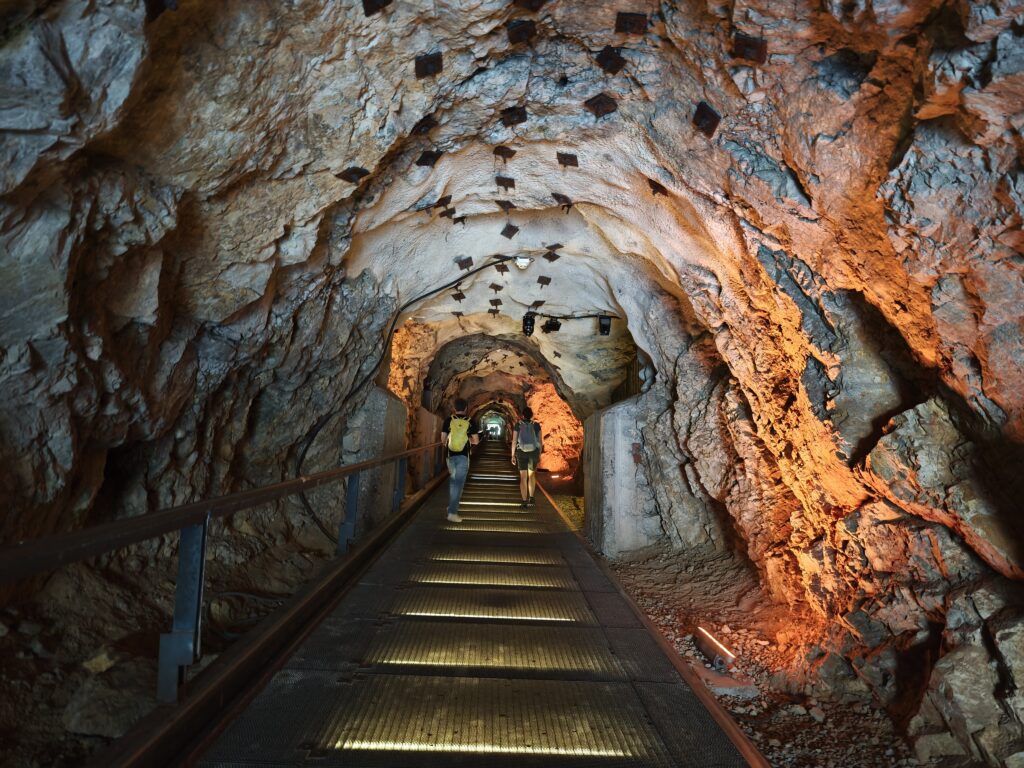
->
[[1, 0, 1022, 763]]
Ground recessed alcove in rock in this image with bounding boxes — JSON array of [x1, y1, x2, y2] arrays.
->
[[0, 0, 1022, 765]]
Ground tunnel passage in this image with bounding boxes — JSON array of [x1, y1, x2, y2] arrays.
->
[[388, 328, 613, 480], [476, 408, 508, 439], [1, 1, 1023, 766]]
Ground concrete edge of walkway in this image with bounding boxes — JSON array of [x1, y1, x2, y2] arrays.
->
[[537, 481, 771, 768], [95, 472, 450, 768]]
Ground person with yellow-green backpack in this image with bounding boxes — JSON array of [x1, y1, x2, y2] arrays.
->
[[440, 398, 480, 522]]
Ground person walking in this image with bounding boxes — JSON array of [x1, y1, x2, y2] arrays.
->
[[441, 398, 479, 522], [511, 407, 543, 507]]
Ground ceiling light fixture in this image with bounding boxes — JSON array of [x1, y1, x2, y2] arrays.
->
[[522, 312, 536, 336], [514, 256, 532, 269], [598, 315, 612, 335], [541, 318, 561, 333]]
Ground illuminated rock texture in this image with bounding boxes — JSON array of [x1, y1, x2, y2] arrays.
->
[[1, 0, 1022, 761]]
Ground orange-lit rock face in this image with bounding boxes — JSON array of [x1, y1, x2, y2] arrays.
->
[[2, 2, 1023, 762], [387, 323, 435, 415], [387, 323, 589, 476], [527, 383, 582, 475]]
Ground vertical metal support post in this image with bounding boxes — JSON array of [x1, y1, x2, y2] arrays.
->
[[338, 471, 360, 555], [418, 450, 429, 489], [157, 516, 209, 703], [392, 457, 408, 514]]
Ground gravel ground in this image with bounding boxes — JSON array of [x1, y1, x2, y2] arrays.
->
[[545, 490, 956, 768], [608, 545, 943, 768]]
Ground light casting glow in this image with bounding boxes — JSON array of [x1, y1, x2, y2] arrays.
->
[[456, 520, 536, 528], [333, 740, 629, 757], [697, 626, 736, 662], [429, 551, 562, 565], [369, 656, 587, 671], [457, 500, 527, 507], [397, 611, 575, 622], [443, 524, 540, 533], [411, 574, 567, 588]]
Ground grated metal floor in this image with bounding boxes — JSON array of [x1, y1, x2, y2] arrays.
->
[[198, 441, 751, 767]]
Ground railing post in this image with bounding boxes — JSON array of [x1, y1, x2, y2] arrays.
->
[[418, 451, 429, 490], [338, 471, 360, 555], [157, 515, 209, 703], [392, 457, 408, 514]]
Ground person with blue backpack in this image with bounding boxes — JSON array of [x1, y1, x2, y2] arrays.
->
[[511, 407, 543, 507], [440, 398, 480, 522]]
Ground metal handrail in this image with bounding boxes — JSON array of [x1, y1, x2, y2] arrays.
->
[[0, 439, 446, 704], [0, 441, 442, 585]]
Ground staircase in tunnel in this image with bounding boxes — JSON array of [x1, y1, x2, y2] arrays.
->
[[196, 439, 753, 767]]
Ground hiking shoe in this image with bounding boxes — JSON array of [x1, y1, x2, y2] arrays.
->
[[520, 500, 528, 508], [446, 513, 463, 523], [528, 496, 536, 506]]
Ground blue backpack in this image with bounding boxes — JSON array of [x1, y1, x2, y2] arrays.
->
[[517, 421, 540, 451]]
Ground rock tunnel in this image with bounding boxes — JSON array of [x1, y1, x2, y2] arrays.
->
[[1, 0, 1023, 765]]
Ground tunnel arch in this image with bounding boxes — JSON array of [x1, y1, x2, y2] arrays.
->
[[424, 332, 600, 418], [2, 4, 1022, 763]]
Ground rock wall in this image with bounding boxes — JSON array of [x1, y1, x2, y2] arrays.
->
[[339, 386, 408, 535], [1, 0, 1023, 762], [526, 382, 582, 475]]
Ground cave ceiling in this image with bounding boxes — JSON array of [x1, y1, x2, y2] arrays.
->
[[1, 3, 1023, 739], [2, 1, 1024, 760]]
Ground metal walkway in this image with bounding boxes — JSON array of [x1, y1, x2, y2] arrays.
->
[[196, 441, 751, 767]]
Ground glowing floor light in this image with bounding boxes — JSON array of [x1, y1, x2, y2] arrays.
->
[[443, 523, 543, 533], [695, 626, 737, 670], [335, 740, 629, 756], [411, 573, 570, 588], [429, 549, 562, 565], [399, 611, 574, 622]]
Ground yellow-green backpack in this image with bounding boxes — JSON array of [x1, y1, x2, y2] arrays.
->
[[448, 417, 471, 451]]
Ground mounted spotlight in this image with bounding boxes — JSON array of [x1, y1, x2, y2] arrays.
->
[[514, 256, 533, 269], [541, 318, 561, 334], [523, 312, 537, 336], [598, 315, 612, 336]]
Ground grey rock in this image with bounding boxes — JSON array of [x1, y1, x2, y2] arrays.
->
[[811, 49, 876, 99], [62, 658, 156, 739], [16, 620, 42, 636], [922, 645, 1006, 761]]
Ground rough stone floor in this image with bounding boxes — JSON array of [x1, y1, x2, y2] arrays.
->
[[196, 441, 750, 767]]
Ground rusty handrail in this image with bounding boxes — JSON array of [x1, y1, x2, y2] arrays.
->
[[0, 442, 443, 584]]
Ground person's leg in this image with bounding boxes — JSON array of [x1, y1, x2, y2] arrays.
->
[[447, 454, 469, 519], [527, 467, 537, 501], [516, 450, 528, 502]]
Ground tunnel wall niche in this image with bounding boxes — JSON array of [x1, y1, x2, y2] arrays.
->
[[411, 406, 443, 487], [583, 395, 661, 556], [340, 387, 407, 532]]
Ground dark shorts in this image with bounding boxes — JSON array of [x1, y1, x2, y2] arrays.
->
[[516, 449, 540, 471]]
